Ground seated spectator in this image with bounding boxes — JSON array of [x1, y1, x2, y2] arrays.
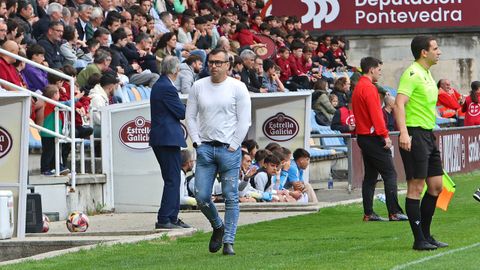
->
[[177, 15, 195, 44], [22, 44, 48, 92], [11, 0, 36, 46], [37, 21, 65, 69], [331, 77, 350, 108], [60, 25, 88, 68], [155, 31, 177, 71], [286, 148, 318, 203], [383, 94, 396, 131], [238, 151, 261, 202], [462, 81, 480, 126], [231, 22, 261, 47], [253, 148, 271, 169], [77, 49, 112, 88], [271, 149, 296, 202], [331, 95, 355, 134], [180, 149, 197, 208], [262, 58, 285, 92], [242, 139, 259, 159], [110, 29, 159, 88], [239, 49, 267, 93], [437, 78, 465, 120], [312, 80, 336, 126], [0, 40, 23, 91], [89, 72, 120, 136], [93, 27, 111, 49], [265, 142, 282, 152], [275, 46, 305, 91], [78, 39, 100, 70], [324, 38, 346, 69], [174, 54, 202, 94], [254, 56, 263, 81], [252, 154, 281, 201], [230, 55, 243, 80], [32, 2, 63, 40], [193, 16, 212, 51]]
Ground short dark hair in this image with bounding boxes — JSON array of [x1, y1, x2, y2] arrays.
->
[[293, 148, 310, 161], [93, 27, 110, 39], [62, 64, 77, 77], [263, 58, 275, 72], [254, 149, 271, 163], [48, 21, 63, 30], [181, 149, 192, 165], [209, 48, 229, 61], [185, 54, 202, 66], [111, 29, 127, 44], [242, 139, 259, 153], [264, 154, 281, 166], [62, 25, 76, 41], [360, 57, 383, 75], [194, 16, 207, 25], [100, 72, 119, 86], [181, 15, 193, 26], [26, 44, 45, 59], [265, 142, 281, 152], [411, 35, 436, 60], [47, 70, 64, 84]]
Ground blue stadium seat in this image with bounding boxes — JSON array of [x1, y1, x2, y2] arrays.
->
[[309, 148, 336, 158]]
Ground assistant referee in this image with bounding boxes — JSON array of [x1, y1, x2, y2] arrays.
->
[[395, 36, 448, 251]]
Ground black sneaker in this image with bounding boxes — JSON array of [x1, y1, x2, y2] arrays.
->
[[473, 189, 480, 202], [413, 240, 437, 251], [363, 213, 388, 221], [426, 236, 448, 248], [174, 219, 191, 228], [155, 221, 182, 229], [389, 213, 408, 221]]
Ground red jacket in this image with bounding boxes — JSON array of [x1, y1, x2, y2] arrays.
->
[[316, 43, 329, 55], [288, 55, 303, 76], [462, 95, 480, 126], [231, 29, 262, 47], [276, 56, 291, 82], [437, 88, 461, 118], [351, 76, 389, 138]]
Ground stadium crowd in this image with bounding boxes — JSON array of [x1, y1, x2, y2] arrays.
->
[[0, 0, 478, 204]]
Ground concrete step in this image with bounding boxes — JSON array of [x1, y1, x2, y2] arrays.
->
[[28, 153, 103, 175]]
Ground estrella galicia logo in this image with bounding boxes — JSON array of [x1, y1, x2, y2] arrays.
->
[[262, 113, 300, 142], [0, 126, 13, 159], [119, 116, 151, 150], [301, 0, 340, 29]]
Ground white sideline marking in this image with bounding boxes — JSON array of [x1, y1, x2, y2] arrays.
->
[[391, 242, 480, 270]]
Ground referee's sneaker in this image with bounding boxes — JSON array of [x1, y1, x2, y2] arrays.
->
[[474, 188, 480, 202]]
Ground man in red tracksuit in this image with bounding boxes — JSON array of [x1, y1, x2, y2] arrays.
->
[[351, 57, 407, 222]]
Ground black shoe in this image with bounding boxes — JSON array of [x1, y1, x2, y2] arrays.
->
[[473, 189, 480, 202], [209, 225, 224, 253], [155, 221, 182, 229], [413, 240, 438, 251], [389, 213, 409, 221], [223, 243, 235, 255], [363, 213, 388, 222], [426, 236, 448, 248], [174, 219, 191, 228]]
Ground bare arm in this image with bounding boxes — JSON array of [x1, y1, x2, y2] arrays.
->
[[394, 93, 411, 151]]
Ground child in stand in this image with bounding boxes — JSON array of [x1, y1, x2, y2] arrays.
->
[[272, 149, 296, 202], [252, 154, 281, 202], [262, 59, 285, 92], [40, 85, 83, 175]]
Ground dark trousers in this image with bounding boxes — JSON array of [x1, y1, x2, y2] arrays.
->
[[152, 145, 181, 224], [75, 125, 93, 139], [40, 137, 69, 172], [357, 135, 403, 215]]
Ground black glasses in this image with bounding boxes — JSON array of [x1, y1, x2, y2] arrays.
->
[[208, 60, 228, 67]]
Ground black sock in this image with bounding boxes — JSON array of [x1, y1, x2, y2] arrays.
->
[[405, 198, 425, 242], [421, 192, 438, 239]]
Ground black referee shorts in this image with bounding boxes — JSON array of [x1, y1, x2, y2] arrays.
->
[[399, 127, 443, 180]]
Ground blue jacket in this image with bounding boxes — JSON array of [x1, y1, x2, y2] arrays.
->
[[149, 75, 187, 147]]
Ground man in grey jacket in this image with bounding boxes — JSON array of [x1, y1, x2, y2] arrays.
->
[[175, 54, 203, 94]]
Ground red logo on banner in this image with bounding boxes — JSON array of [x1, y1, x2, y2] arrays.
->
[[0, 127, 13, 159], [119, 117, 151, 150], [262, 113, 299, 142]]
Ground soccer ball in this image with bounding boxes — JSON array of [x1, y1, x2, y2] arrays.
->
[[66, 211, 89, 232], [42, 214, 50, 233]]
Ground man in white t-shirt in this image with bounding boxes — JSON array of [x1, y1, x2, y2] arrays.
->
[[186, 48, 251, 256]]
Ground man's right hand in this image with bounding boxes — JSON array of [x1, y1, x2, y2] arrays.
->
[[399, 132, 411, 151], [384, 137, 392, 149]]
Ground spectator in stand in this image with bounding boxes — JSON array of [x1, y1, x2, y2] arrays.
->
[[76, 4, 94, 42], [216, 17, 231, 38], [383, 95, 396, 131], [89, 71, 119, 136], [325, 38, 345, 69], [437, 78, 465, 124], [285, 148, 318, 203], [40, 84, 83, 176], [11, 0, 36, 46], [252, 154, 280, 199], [241, 139, 258, 159], [239, 49, 267, 93], [37, 21, 65, 69], [331, 95, 355, 134], [0, 19, 7, 46], [90, 7, 105, 34], [254, 56, 263, 80], [238, 151, 261, 202], [231, 22, 261, 47], [253, 148, 271, 168], [77, 49, 112, 88], [110, 29, 159, 87], [462, 81, 480, 126], [262, 58, 285, 92], [175, 54, 202, 94], [22, 44, 48, 93], [193, 16, 212, 51], [177, 15, 195, 44], [93, 27, 111, 49], [0, 0, 7, 19], [122, 31, 159, 74], [32, 2, 63, 40], [155, 31, 178, 70], [316, 34, 331, 59], [250, 12, 262, 33], [180, 149, 197, 208], [312, 79, 335, 126], [60, 25, 88, 68], [331, 77, 350, 108], [0, 40, 23, 91]]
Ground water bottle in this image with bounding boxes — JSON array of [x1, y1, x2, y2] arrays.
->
[[327, 176, 333, 190], [376, 193, 386, 203]]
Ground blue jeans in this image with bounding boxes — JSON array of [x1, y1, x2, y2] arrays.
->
[[194, 144, 241, 244]]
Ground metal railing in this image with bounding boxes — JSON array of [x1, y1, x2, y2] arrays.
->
[[0, 48, 79, 190]]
